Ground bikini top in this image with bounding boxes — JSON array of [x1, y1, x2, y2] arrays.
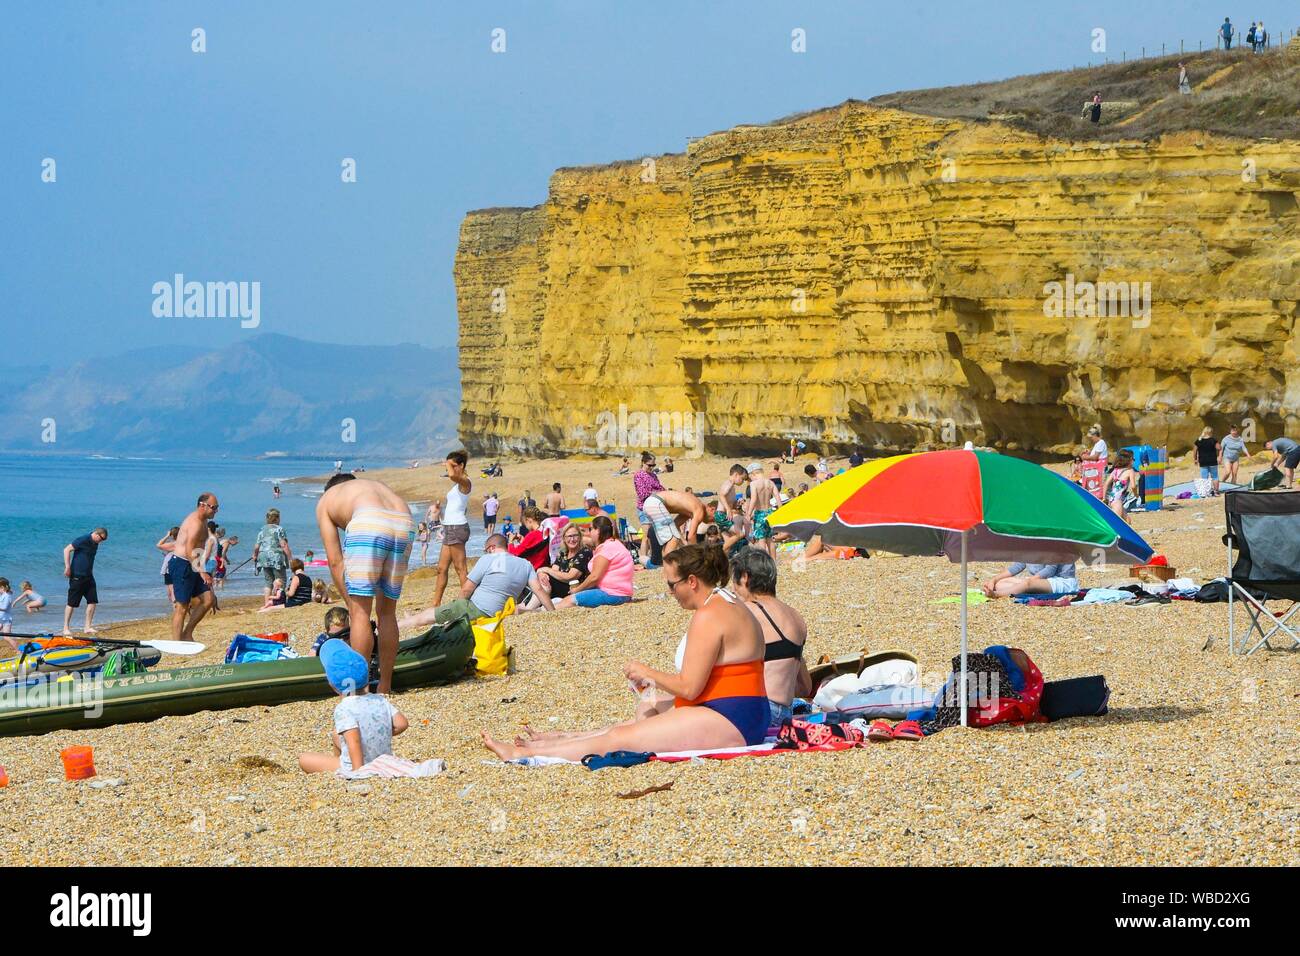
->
[[752, 600, 805, 662], [673, 588, 766, 707]]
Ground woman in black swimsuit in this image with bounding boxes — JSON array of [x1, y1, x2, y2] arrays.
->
[[729, 547, 812, 727]]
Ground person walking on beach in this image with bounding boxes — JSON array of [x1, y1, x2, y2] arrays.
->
[[432, 450, 472, 609], [157, 526, 180, 603], [583, 482, 599, 507], [416, 522, 431, 565], [62, 527, 107, 635], [253, 507, 293, 598], [715, 464, 750, 550], [316, 474, 415, 695], [166, 494, 219, 642], [483, 493, 499, 532], [1219, 424, 1249, 485], [1195, 427, 1222, 496], [517, 489, 536, 523], [745, 463, 781, 558], [1178, 62, 1192, 94], [544, 483, 565, 517]]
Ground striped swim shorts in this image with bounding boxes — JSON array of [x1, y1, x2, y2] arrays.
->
[[343, 508, 416, 600]]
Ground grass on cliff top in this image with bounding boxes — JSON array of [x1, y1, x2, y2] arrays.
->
[[870, 47, 1300, 141]]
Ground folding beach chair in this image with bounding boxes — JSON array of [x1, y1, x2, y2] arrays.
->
[[1214, 490, 1300, 655]]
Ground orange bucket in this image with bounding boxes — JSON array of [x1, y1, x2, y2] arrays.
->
[[60, 746, 96, 780]]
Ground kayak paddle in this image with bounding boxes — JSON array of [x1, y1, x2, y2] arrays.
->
[[7, 633, 206, 656]]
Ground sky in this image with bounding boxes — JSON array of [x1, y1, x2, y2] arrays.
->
[[3, 1, 1292, 363]]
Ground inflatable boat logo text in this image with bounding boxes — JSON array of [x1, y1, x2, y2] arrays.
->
[[152, 274, 261, 329]]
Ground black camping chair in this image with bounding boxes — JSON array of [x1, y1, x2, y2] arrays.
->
[[1212, 490, 1300, 655]]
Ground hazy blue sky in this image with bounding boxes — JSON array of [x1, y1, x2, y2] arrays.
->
[[4, 1, 1291, 361]]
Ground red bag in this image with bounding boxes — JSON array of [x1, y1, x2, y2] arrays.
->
[[967, 648, 1046, 727]]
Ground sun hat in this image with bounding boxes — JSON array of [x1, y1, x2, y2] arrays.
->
[[747, 461, 763, 474], [320, 638, 369, 695]]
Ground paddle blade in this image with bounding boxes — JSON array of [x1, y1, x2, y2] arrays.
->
[[141, 640, 206, 656]]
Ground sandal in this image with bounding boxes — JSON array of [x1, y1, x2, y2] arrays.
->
[[891, 720, 924, 741], [866, 720, 894, 742]]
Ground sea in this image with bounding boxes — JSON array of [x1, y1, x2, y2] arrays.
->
[[0, 453, 489, 628]]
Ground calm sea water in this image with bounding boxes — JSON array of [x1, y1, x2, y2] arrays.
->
[[0, 453, 486, 628]]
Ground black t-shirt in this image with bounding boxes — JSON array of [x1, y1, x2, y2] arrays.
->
[[285, 571, 313, 607], [1195, 437, 1219, 467], [555, 547, 593, 581], [69, 534, 99, 577]]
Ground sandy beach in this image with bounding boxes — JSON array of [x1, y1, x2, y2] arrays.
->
[[4, 453, 1298, 866]]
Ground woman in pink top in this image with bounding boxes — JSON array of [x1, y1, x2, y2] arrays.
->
[[557, 516, 633, 608]]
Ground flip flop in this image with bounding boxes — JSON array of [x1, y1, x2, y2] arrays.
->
[[891, 720, 924, 741], [866, 720, 894, 743]]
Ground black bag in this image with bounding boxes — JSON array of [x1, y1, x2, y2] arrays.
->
[[1040, 675, 1110, 721]]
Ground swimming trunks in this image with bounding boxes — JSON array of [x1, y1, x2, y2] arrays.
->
[[642, 495, 682, 546], [343, 508, 415, 600], [713, 511, 734, 533], [168, 555, 210, 605], [750, 509, 774, 541]]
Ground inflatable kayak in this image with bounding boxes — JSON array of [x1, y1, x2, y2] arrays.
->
[[0, 621, 475, 738], [0, 641, 162, 683]]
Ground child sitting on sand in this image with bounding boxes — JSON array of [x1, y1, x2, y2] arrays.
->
[[15, 581, 45, 614], [310, 606, 351, 656], [299, 640, 408, 774], [258, 578, 286, 611], [311, 579, 331, 604]]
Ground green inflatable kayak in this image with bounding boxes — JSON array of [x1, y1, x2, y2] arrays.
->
[[0, 622, 475, 738]]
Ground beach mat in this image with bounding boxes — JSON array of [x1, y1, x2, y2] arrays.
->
[[1164, 479, 1244, 498]]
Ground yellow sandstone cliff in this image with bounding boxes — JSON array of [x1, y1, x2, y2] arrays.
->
[[455, 100, 1300, 457]]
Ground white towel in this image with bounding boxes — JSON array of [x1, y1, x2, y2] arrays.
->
[[336, 755, 447, 779]]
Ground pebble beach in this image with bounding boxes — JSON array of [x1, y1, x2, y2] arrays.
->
[[3, 454, 1298, 866]]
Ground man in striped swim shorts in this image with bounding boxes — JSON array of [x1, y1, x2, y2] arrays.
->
[[316, 474, 415, 694]]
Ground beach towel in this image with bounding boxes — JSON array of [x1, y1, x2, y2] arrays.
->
[[931, 589, 989, 606], [1074, 588, 1133, 604], [776, 717, 866, 750], [225, 634, 300, 664], [335, 755, 447, 779], [1080, 460, 1106, 499]]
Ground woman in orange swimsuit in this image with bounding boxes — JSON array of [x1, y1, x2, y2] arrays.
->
[[481, 544, 769, 761]]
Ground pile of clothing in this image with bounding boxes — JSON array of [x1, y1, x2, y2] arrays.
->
[[1014, 578, 1200, 607]]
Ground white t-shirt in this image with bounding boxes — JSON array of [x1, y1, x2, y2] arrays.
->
[[0, 592, 13, 625], [333, 694, 399, 772], [444, 484, 469, 525], [1090, 439, 1108, 460], [484, 497, 500, 517], [583, 487, 598, 501]]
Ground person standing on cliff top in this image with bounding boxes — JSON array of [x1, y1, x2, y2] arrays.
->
[[1220, 17, 1234, 49]]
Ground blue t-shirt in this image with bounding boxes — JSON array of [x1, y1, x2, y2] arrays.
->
[[1271, 437, 1298, 457], [1008, 562, 1077, 581], [69, 534, 99, 577], [468, 551, 534, 616]]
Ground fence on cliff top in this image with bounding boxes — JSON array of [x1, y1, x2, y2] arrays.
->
[[1064, 27, 1297, 70]]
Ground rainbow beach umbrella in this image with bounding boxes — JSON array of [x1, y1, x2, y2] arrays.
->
[[767, 449, 1154, 725]]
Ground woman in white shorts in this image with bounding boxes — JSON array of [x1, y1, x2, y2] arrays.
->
[[642, 494, 682, 549]]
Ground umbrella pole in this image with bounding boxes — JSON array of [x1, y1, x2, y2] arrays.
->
[[960, 530, 969, 728]]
